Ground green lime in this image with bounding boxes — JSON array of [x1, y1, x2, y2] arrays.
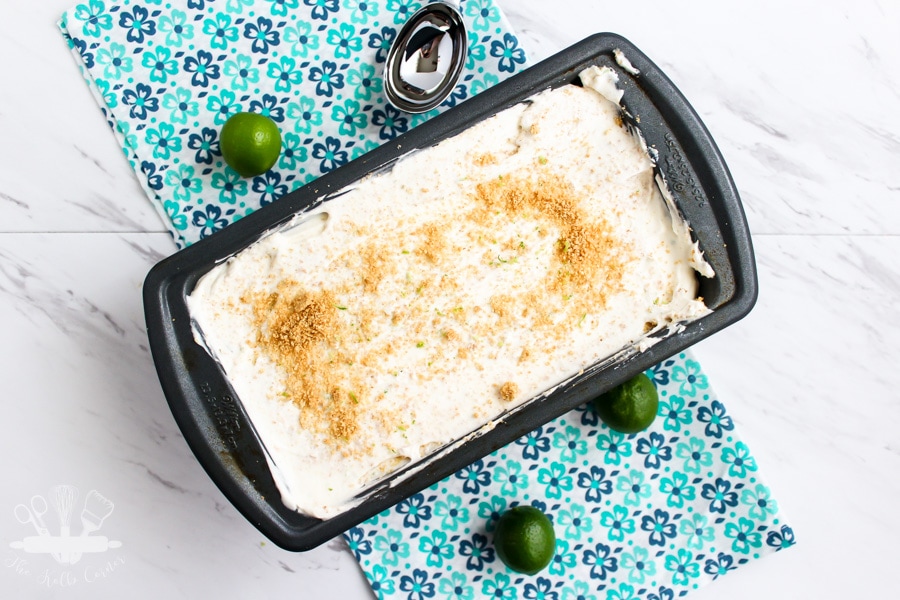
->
[[219, 112, 282, 177], [493, 505, 556, 575], [594, 372, 659, 434]]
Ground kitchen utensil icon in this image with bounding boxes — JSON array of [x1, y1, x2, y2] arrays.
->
[[51, 484, 79, 564]]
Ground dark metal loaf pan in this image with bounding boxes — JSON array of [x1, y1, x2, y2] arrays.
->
[[143, 32, 757, 551]]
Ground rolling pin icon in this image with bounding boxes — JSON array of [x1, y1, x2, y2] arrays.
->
[[10, 535, 122, 554]]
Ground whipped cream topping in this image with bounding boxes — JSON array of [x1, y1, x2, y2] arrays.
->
[[187, 66, 713, 518]]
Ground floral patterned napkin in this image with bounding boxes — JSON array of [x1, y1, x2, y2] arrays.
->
[[58, 0, 528, 248], [343, 351, 794, 600]]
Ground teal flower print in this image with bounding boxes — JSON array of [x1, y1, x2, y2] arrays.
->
[[386, 0, 423, 25], [95, 42, 133, 80], [283, 20, 320, 58], [658, 471, 696, 508], [556, 504, 591, 541], [146, 122, 182, 159], [616, 469, 651, 507], [164, 199, 188, 230], [465, 0, 500, 32], [490, 33, 527, 73], [244, 16, 281, 54], [373, 528, 410, 566], [595, 430, 632, 466], [74, 0, 113, 38], [366, 564, 396, 599], [438, 571, 474, 600], [207, 90, 242, 125], [162, 87, 199, 124], [493, 460, 528, 497], [679, 512, 715, 550], [94, 78, 118, 109], [278, 133, 309, 171], [210, 169, 248, 204], [142, 47, 179, 83], [577, 465, 613, 503], [458, 532, 494, 570], [184, 50, 221, 87], [166, 164, 202, 201], [345, 0, 378, 24], [226, 0, 254, 12], [470, 72, 500, 96], [675, 436, 712, 474], [116, 120, 139, 154], [741, 483, 778, 521], [203, 13, 239, 50], [305, 0, 341, 21], [537, 461, 573, 499], [620, 546, 656, 584], [327, 22, 362, 59], [268, 56, 303, 92], [331, 99, 368, 136], [223, 54, 260, 91], [724, 516, 763, 554], [267, 0, 300, 17], [671, 359, 708, 397], [418, 530, 454, 568], [552, 425, 588, 462], [659, 394, 692, 432], [465, 30, 486, 70], [158, 9, 194, 47], [599, 504, 635, 542], [288, 96, 323, 134], [350, 139, 380, 160], [400, 569, 435, 600], [548, 539, 576, 576], [561, 581, 596, 600], [433, 493, 469, 531], [606, 583, 639, 600], [721, 441, 758, 478], [663, 549, 700, 586], [346, 63, 382, 101], [481, 573, 516, 600], [523, 578, 557, 600], [476, 496, 507, 532]]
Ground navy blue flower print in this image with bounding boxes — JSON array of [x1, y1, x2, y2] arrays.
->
[[72, 38, 95, 68], [396, 493, 432, 528], [184, 50, 221, 87], [193, 204, 229, 238], [523, 577, 557, 600], [368, 26, 396, 63], [766, 524, 796, 550], [345, 526, 373, 561], [576, 402, 600, 427], [308, 60, 345, 97], [455, 459, 491, 494], [636, 431, 673, 469], [312, 136, 348, 172], [647, 586, 675, 600], [399, 568, 435, 600], [370, 105, 409, 140], [516, 425, 550, 460], [140, 160, 164, 191], [249, 93, 286, 122], [582, 542, 618, 580], [458, 532, 494, 570], [187, 127, 220, 165], [118, 6, 156, 43], [641, 508, 678, 547], [697, 399, 735, 438], [577, 465, 613, 503], [122, 83, 158, 119], [647, 362, 672, 386], [244, 17, 281, 54], [490, 33, 526, 73], [703, 552, 737, 579], [187, 0, 206, 8], [253, 171, 289, 205], [304, 0, 340, 21], [701, 477, 739, 514]]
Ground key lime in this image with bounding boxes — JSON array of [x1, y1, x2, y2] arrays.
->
[[594, 372, 659, 434], [220, 112, 282, 177], [493, 505, 556, 575]]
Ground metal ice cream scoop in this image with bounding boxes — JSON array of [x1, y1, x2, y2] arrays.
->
[[383, 0, 467, 113]]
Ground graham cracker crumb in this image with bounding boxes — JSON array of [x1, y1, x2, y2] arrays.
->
[[499, 381, 519, 402]]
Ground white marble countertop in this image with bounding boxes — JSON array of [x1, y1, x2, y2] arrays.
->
[[2, 0, 898, 597]]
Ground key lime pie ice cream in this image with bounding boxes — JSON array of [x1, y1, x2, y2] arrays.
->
[[187, 66, 714, 518]]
